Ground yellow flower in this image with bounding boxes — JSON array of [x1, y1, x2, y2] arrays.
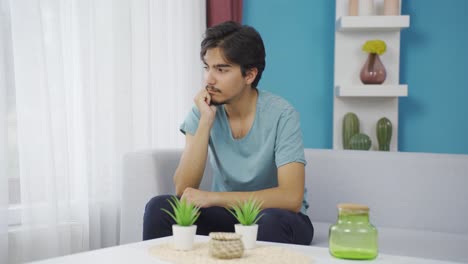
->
[[362, 40, 387, 55]]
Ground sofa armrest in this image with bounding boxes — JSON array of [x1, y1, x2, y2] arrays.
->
[[120, 149, 212, 245], [119, 149, 179, 244]]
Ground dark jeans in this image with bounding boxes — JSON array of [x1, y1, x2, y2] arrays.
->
[[143, 194, 314, 245]]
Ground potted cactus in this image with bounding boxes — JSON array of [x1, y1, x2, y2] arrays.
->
[[161, 196, 200, 251], [377, 117, 392, 151], [349, 133, 372, 150], [228, 197, 264, 250], [343, 112, 360, 149]]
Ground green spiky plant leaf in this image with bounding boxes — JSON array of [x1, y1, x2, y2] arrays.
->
[[227, 197, 264, 226], [161, 196, 201, 226]]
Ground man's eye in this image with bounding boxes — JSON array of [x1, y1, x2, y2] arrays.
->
[[217, 68, 226, 73], [203, 66, 208, 71]]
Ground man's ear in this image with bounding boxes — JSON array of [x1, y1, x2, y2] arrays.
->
[[244, 68, 258, 85]]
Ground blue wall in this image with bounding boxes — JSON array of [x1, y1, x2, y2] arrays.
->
[[243, 0, 335, 149], [243, 0, 468, 154], [400, 0, 468, 154]]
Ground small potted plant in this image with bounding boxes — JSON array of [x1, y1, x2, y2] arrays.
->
[[161, 196, 200, 251], [228, 197, 264, 250], [360, 39, 387, 84]]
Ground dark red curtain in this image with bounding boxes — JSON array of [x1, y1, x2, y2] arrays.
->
[[207, 0, 243, 27]]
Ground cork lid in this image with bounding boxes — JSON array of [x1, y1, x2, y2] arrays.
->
[[209, 232, 242, 241], [337, 203, 369, 212]]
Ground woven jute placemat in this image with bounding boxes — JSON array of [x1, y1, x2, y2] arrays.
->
[[149, 242, 313, 264]]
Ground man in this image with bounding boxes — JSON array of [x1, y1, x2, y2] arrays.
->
[[143, 21, 313, 245]]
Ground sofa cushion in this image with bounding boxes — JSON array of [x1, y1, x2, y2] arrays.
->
[[304, 149, 468, 234]]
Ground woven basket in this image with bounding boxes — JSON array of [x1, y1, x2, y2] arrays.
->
[[209, 232, 244, 259]]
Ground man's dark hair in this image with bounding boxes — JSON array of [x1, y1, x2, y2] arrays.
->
[[201, 21, 266, 89]]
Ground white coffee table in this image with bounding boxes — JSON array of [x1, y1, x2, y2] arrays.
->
[[30, 236, 462, 264]]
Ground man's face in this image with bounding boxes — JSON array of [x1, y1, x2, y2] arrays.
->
[[202, 47, 250, 106]]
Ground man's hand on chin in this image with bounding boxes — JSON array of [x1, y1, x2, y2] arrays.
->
[[180, 187, 215, 208]]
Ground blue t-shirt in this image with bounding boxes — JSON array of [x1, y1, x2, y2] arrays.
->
[[179, 89, 309, 214]]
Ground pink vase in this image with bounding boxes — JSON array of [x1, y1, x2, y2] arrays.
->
[[360, 53, 386, 84]]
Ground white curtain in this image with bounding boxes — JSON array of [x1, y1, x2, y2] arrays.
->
[[1, 0, 205, 262], [0, 1, 12, 262]]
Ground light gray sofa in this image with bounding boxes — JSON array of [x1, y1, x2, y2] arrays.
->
[[120, 148, 468, 263]]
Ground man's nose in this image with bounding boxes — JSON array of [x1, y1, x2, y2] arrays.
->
[[205, 70, 216, 85]]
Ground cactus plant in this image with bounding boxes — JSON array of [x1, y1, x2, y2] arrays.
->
[[377, 117, 392, 151], [343, 112, 360, 149], [349, 133, 372, 150]]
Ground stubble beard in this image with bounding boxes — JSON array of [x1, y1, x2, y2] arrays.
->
[[210, 96, 230, 106], [210, 100, 225, 106], [206, 85, 226, 106]]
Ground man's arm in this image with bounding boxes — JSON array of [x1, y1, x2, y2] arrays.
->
[[173, 130, 209, 196], [173, 89, 216, 196], [182, 162, 305, 213]]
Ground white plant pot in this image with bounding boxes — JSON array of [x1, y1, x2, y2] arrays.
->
[[172, 225, 197, 251], [234, 224, 258, 250]]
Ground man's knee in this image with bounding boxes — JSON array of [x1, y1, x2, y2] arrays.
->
[[144, 195, 173, 216], [257, 208, 292, 236], [143, 195, 174, 240], [257, 208, 313, 245], [257, 208, 288, 225]]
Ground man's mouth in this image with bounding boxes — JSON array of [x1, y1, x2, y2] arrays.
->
[[206, 86, 221, 93]]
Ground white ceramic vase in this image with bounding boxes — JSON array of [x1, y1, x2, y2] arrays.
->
[[172, 225, 197, 251], [358, 0, 375, 16], [234, 224, 258, 250]]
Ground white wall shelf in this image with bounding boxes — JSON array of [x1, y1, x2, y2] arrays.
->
[[335, 85, 408, 97], [336, 15, 410, 31], [333, 0, 409, 151]]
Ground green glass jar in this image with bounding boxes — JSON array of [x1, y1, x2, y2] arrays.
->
[[329, 203, 378, 260]]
